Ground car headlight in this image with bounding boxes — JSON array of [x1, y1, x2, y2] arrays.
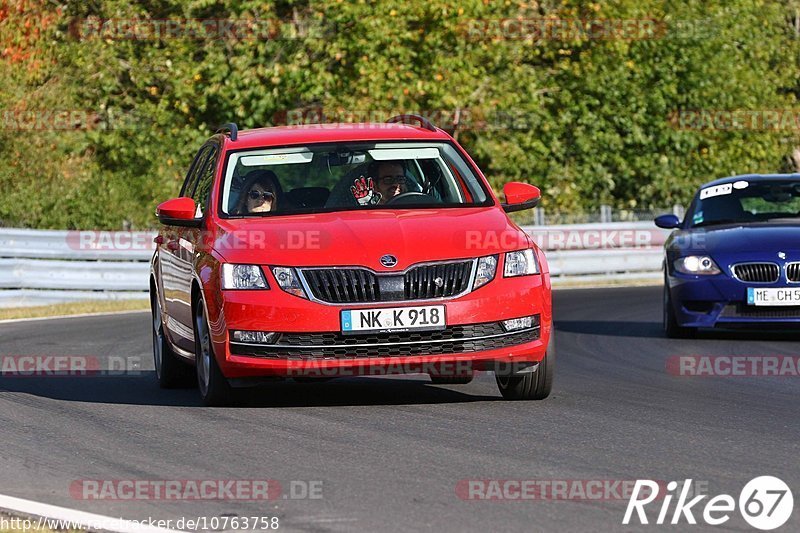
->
[[674, 255, 721, 276], [221, 264, 268, 289], [271, 267, 308, 298], [473, 255, 498, 290], [504, 249, 539, 277]]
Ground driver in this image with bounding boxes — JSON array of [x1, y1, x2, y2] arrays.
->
[[351, 161, 408, 206], [374, 161, 407, 204]]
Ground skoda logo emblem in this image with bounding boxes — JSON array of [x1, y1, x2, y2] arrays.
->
[[779, 252, 787, 260], [380, 254, 398, 268]]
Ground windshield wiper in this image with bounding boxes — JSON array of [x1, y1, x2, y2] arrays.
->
[[692, 219, 743, 228], [763, 215, 800, 222]]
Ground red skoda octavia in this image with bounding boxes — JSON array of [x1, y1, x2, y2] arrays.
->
[[150, 116, 553, 405]]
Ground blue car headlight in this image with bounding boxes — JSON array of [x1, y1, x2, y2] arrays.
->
[[674, 255, 721, 276]]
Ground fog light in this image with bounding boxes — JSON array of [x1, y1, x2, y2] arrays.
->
[[231, 330, 279, 344], [501, 315, 539, 332]]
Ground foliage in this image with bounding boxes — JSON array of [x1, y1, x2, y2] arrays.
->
[[0, 0, 798, 228]]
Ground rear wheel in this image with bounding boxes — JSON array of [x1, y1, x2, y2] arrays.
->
[[151, 292, 193, 388], [495, 333, 554, 400], [663, 279, 696, 339], [195, 298, 233, 406]]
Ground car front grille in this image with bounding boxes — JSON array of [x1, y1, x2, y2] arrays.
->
[[788, 263, 800, 283], [720, 304, 800, 320], [404, 261, 473, 300], [300, 260, 474, 304], [732, 263, 780, 283], [229, 321, 539, 360], [302, 268, 381, 303]]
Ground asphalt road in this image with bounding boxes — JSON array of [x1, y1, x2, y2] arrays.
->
[[0, 286, 798, 533]]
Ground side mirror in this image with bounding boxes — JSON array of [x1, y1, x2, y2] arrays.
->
[[655, 214, 682, 229], [157, 197, 203, 228], [501, 182, 541, 213]]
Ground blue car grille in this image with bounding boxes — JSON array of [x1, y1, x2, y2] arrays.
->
[[732, 263, 780, 283], [788, 263, 800, 283], [721, 304, 800, 319]]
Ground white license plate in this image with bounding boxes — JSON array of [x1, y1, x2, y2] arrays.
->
[[747, 287, 800, 306], [341, 305, 446, 334]]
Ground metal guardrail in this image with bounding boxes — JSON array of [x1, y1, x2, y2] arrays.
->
[[522, 222, 667, 279], [0, 259, 149, 291], [0, 228, 156, 261], [0, 290, 151, 308], [0, 229, 156, 307], [0, 224, 668, 307]]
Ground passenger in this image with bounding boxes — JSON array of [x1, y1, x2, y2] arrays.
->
[[235, 170, 282, 214]]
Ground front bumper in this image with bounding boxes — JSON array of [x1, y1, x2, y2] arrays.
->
[[668, 273, 800, 328], [208, 274, 552, 378]]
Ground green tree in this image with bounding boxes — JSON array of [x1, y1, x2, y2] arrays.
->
[[1, 0, 798, 228]]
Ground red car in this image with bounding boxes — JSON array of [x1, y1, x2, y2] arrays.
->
[[150, 115, 553, 406]]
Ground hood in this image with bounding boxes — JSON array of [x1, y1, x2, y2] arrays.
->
[[668, 223, 800, 263], [212, 207, 530, 271]]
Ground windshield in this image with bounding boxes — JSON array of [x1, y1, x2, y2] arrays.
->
[[688, 179, 800, 227], [219, 142, 491, 216]]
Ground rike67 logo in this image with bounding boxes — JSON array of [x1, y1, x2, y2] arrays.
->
[[624, 477, 794, 530]]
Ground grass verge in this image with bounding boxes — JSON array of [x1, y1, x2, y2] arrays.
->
[[0, 299, 149, 321]]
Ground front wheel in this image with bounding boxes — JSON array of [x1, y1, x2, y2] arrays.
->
[[663, 279, 696, 339], [495, 333, 555, 400], [195, 298, 233, 406]]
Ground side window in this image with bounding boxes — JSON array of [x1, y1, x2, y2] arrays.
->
[[191, 145, 219, 213], [180, 146, 212, 197]]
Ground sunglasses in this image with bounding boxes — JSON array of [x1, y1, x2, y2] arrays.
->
[[378, 176, 406, 186], [248, 190, 275, 202]]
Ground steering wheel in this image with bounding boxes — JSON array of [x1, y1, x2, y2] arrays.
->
[[385, 192, 437, 206]]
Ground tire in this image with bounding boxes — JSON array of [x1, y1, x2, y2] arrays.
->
[[151, 292, 193, 388], [495, 333, 554, 400], [663, 278, 696, 339], [429, 373, 474, 385], [194, 297, 233, 406]]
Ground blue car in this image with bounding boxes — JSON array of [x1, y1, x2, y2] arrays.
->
[[656, 174, 800, 337]]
